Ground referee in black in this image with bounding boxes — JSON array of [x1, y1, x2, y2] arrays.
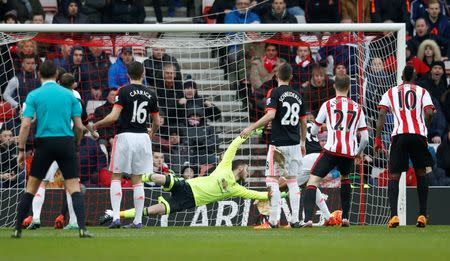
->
[[12, 60, 91, 238]]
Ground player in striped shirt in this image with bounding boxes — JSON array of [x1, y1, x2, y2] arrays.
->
[[374, 65, 435, 228], [302, 75, 369, 227]]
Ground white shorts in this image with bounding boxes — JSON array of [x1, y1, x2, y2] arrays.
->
[[265, 144, 302, 178], [109, 132, 153, 175], [43, 161, 59, 182], [297, 153, 320, 185]]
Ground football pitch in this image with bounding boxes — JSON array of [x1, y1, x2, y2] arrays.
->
[[1, 226, 450, 261]]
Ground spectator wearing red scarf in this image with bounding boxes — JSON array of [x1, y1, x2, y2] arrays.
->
[[250, 43, 285, 91], [291, 45, 315, 90]]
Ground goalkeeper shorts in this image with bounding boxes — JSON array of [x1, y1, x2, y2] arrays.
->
[[158, 179, 195, 215]]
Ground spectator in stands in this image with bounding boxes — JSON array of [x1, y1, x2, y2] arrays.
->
[[332, 63, 347, 79], [104, 0, 145, 24], [68, 45, 91, 98], [31, 11, 45, 23], [155, 63, 183, 126], [435, 132, 450, 185], [417, 39, 444, 69], [0, 129, 23, 188], [177, 76, 222, 122], [251, 76, 277, 120], [305, 0, 339, 23], [371, 0, 408, 23], [406, 45, 431, 79], [86, 37, 111, 97], [108, 47, 133, 90], [93, 89, 117, 149], [303, 65, 335, 116], [424, 0, 450, 38], [276, 32, 297, 63], [208, 0, 235, 23], [167, 128, 189, 174], [4, 9, 18, 23], [441, 89, 450, 127], [153, 151, 172, 175], [80, 0, 107, 23], [180, 165, 196, 180], [260, 0, 297, 23], [407, 17, 448, 58], [341, 0, 371, 23], [78, 135, 107, 186], [183, 108, 218, 166], [52, 0, 88, 24], [10, 0, 42, 23], [3, 55, 39, 110], [410, 0, 448, 25], [417, 61, 449, 103], [428, 95, 447, 143], [292, 45, 315, 89], [143, 47, 181, 88], [250, 43, 284, 90], [0, 2, 13, 20], [53, 38, 74, 71]]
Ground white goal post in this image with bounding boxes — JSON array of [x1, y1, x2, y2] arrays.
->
[[0, 23, 406, 226]]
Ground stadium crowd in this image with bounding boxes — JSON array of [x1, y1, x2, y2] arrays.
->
[[0, 0, 450, 190]]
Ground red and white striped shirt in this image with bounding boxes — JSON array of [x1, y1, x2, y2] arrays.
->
[[314, 96, 367, 157], [378, 83, 434, 138]]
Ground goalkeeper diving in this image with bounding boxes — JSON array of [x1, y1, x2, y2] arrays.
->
[[100, 131, 271, 224]]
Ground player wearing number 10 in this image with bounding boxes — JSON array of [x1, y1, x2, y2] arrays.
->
[[94, 61, 160, 229], [241, 63, 307, 228]]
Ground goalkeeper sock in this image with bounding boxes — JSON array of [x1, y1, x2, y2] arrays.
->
[[303, 185, 317, 222], [66, 191, 78, 225], [32, 186, 46, 222], [143, 207, 149, 217], [316, 188, 331, 220], [287, 179, 300, 223], [121, 208, 136, 219], [388, 178, 399, 217], [416, 174, 429, 216], [110, 180, 122, 221], [71, 192, 86, 230], [266, 178, 280, 226], [133, 183, 145, 224], [340, 179, 351, 220], [15, 192, 34, 230]]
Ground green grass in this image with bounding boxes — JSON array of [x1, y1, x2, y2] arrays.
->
[[1, 226, 450, 261]]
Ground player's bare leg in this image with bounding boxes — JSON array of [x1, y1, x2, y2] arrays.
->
[[25, 181, 49, 229], [302, 175, 322, 227], [109, 173, 123, 228], [415, 167, 429, 228], [387, 173, 401, 228], [254, 177, 280, 229], [340, 175, 351, 227]]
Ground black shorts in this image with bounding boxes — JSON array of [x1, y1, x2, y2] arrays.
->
[[158, 177, 195, 215], [30, 137, 79, 180], [310, 150, 354, 178], [389, 134, 433, 173]]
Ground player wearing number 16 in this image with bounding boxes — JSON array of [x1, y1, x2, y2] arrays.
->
[[94, 61, 161, 229], [241, 63, 307, 228]]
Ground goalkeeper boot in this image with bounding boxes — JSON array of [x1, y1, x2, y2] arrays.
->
[[122, 222, 143, 229], [79, 229, 93, 238], [54, 214, 65, 229], [21, 215, 32, 228], [98, 210, 113, 225], [324, 216, 338, 226], [11, 229, 21, 239], [64, 223, 79, 230], [416, 215, 427, 228], [290, 222, 301, 228], [108, 219, 121, 229], [388, 216, 400, 228], [27, 221, 41, 230], [341, 219, 350, 227]]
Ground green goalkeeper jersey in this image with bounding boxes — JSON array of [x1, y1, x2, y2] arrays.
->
[[186, 136, 269, 207]]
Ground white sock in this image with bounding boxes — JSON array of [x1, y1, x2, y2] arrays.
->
[[110, 180, 122, 221], [66, 191, 77, 225], [32, 186, 46, 223], [266, 178, 280, 226], [133, 183, 145, 224], [316, 188, 331, 220], [287, 179, 300, 223]]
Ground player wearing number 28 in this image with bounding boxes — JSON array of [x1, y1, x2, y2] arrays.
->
[[375, 66, 434, 228], [241, 63, 307, 228], [94, 61, 161, 229], [302, 74, 368, 227]]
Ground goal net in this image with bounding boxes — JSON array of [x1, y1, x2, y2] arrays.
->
[[0, 24, 405, 227]]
